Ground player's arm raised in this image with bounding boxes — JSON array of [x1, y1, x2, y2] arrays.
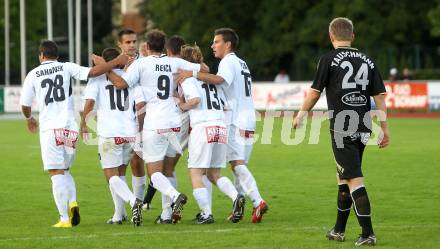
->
[[89, 54, 128, 78], [176, 70, 224, 85], [293, 88, 321, 129], [91, 54, 130, 89], [106, 70, 129, 89], [372, 94, 390, 148]]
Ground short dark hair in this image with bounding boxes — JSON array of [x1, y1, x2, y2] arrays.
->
[[165, 35, 186, 55], [145, 29, 166, 52], [102, 48, 120, 62], [39, 40, 59, 59], [118, 28, 136, 42], [214, 28, 239, 50]]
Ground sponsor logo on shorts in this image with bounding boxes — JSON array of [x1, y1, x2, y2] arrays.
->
[[239, 129, 255, 138], [341, 91, 367, 106], [205, 126, 227, 144], [54, 128, 78, 148], [156, 127, 181, 134], [114, 137, 136, 145]]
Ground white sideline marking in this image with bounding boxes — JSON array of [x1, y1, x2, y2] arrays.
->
[[1, 224, 439, 242]]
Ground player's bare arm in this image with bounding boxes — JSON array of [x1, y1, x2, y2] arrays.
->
[[81, 99, 95, 140], [178, 97, 201, 111], [135, 101, 146, 132], [372, 94, 390, 148], [106, 70, 129, 90], [21, 106, 38, 133], [89, 54, 128, 78], [293, 88, 321, 129], [176, 70, 224, 85]]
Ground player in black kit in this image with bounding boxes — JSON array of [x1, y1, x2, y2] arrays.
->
[[293, 17, 390, 246]]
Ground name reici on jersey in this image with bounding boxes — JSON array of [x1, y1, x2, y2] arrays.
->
[[330, 51, 375, 69], [155, 64, 172, 72], [36, 65, 63, 77]]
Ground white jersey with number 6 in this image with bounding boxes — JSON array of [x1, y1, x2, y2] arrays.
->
[[217, 52, 256, 131], [83, 69, 145, 137], [20, 60, 90, 131], [122, 54, 201, 130]]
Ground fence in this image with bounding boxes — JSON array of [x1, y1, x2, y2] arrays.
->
[[1, 81, 440, 113]]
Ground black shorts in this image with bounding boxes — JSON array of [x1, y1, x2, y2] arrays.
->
[[330, 131, 370, 180]]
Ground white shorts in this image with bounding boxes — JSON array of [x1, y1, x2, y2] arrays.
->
[[143, 128, 182, 163], [98, 137, 134, 169], [40, 124, 78, 171], [178, 112, 191, 153], [188, 121, 227, 168], [226, 125, 254, 163]]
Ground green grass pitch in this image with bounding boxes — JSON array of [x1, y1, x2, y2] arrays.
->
[[0, 117, 439, 249]]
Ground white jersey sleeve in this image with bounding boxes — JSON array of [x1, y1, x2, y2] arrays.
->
[[174, 58, 201, 72], [122, 59, 141, 87], [181, 78, 201, 101], [217, 56, 235, 86], [20, 73, 35, 107], [83, 77, 100, 101], [64, 62, 91, 81], [131, 84, 146, 104]]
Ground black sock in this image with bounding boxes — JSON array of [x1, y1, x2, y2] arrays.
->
[[334, 184, 352, 233], [351, 186, 374, 237], [143, 180, 157, 204]]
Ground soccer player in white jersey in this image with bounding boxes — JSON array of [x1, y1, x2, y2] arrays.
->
[[142, 35, 188, 210], [103, 29, 208, 224], [177, 28, 269, 223], [178, 45, 246, 224], [115, 29, 147, 215], [81, 48, 145, 226], [20, 40, 128, 228]]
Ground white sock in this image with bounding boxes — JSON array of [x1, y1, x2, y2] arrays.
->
[[202, 175, 212, 210], [120, 175, 126, 183], [64, 171, 77, 204], [132, 175, 146, 200], [51, 174, 69, 222], [234, 165, 264, 207], [160, 176, 176, 220], [168, 174, 177, 188], [233, 170, 245, 196], [216, 176, 238, 201], [119, 176, 128, 217], [151, 172, 180, 201], [109, 184, 124, 221], [193, 188, 211, 218], [109, 176, 137, 207]]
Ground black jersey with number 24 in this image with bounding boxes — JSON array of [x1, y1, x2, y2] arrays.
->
[[311, 47, 386, 133]]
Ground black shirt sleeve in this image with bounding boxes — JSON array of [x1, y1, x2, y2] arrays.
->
[[369, 67, 386, 96], [311, 56, 330, 92]]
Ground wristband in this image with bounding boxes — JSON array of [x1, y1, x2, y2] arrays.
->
[[192, 70, 198, 79]]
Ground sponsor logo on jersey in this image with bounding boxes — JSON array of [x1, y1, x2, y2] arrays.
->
[[205, 126, 227, 144], [341, 91, 367, 106]]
